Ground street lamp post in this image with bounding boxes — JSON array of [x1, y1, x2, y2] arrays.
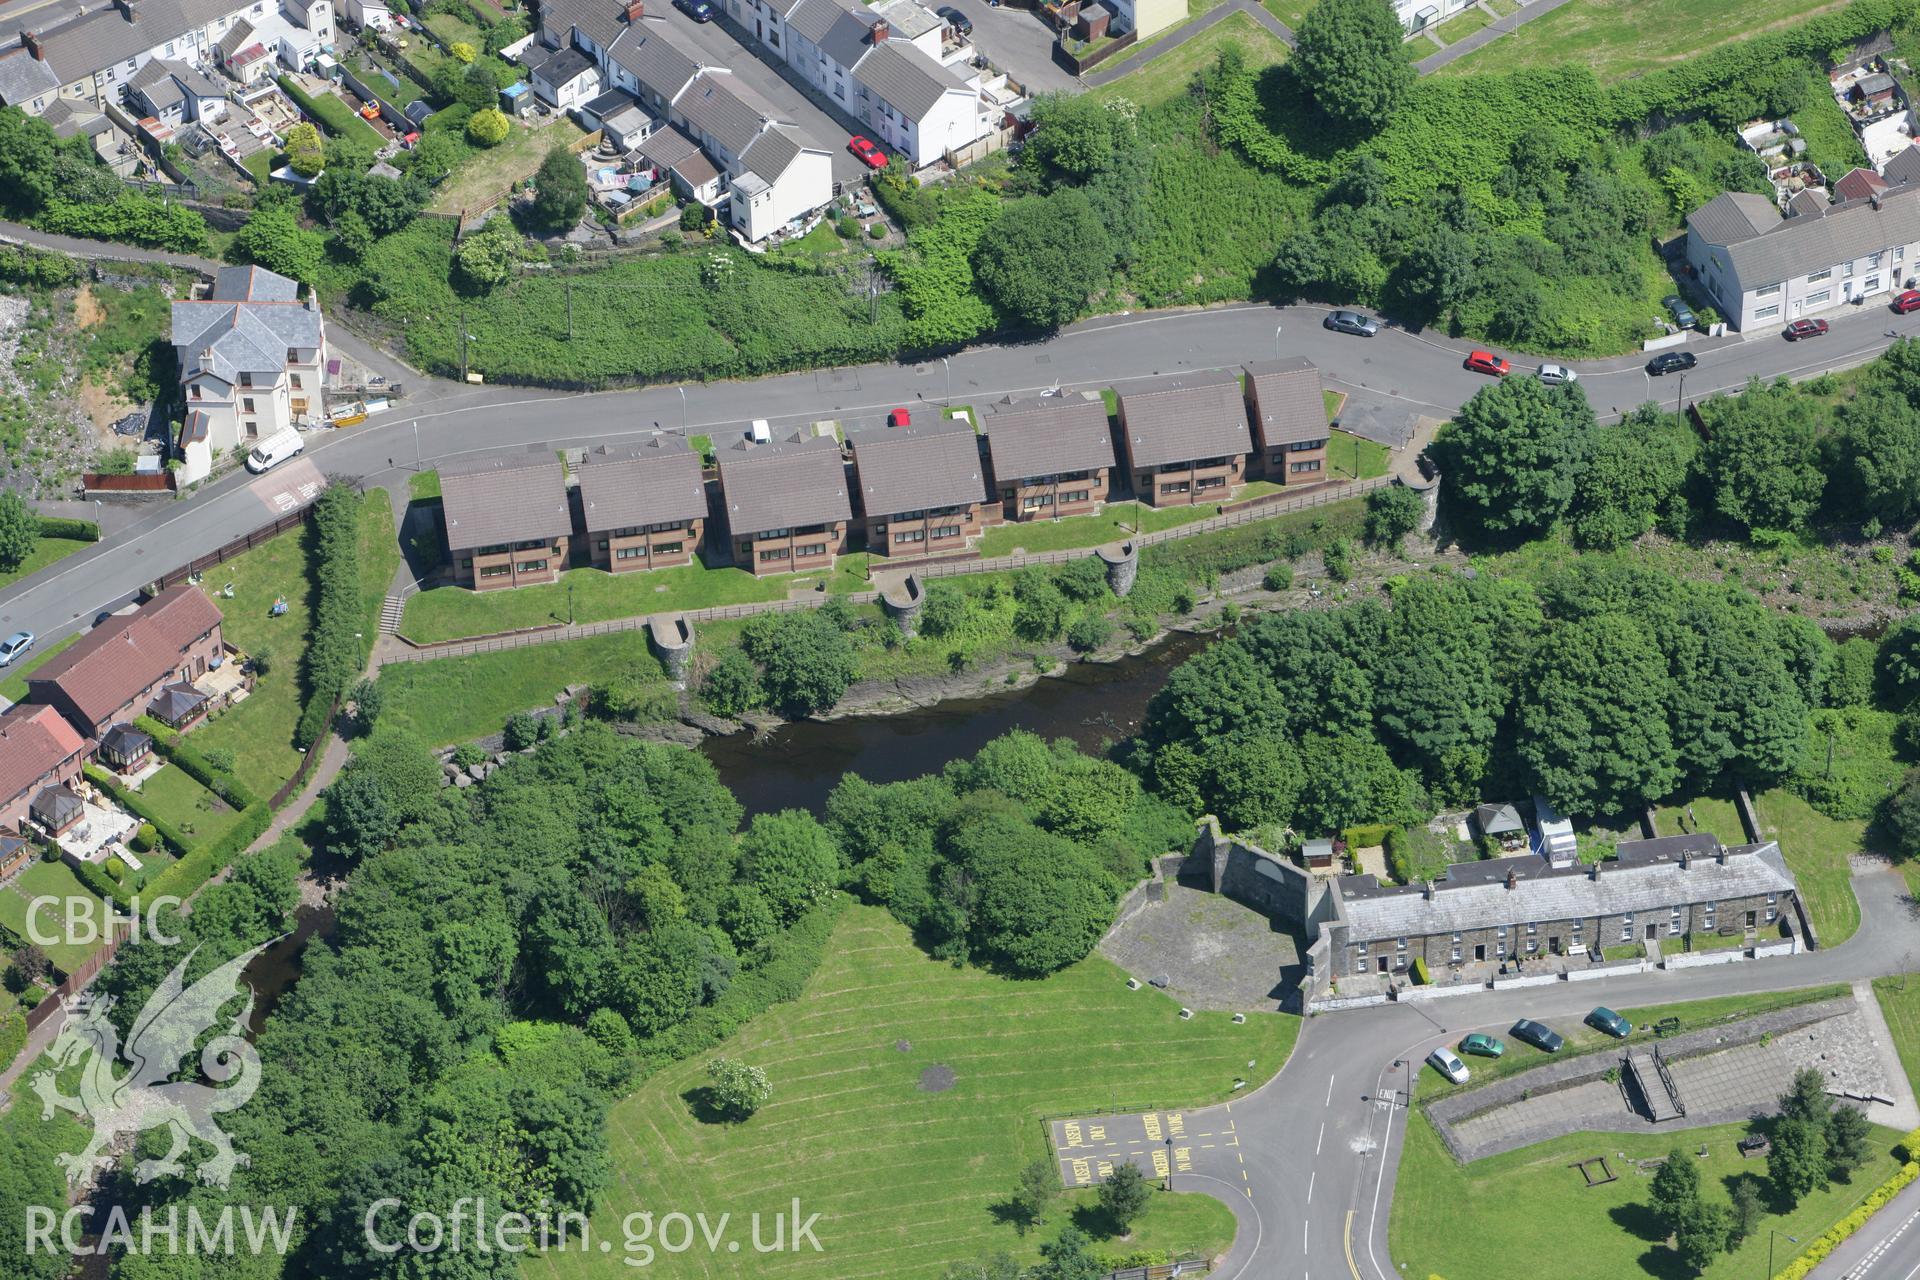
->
[[1675, 372, 1687, 416], [1274, 324, 1283, 359], [678, 386, 688, 432], [1768, 1230, 1799, 1276], [942, 355, 952, 407], [1164, 1136, 1173, 1192]]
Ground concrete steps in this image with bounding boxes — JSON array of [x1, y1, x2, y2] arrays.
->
[[379, 594, 405, 635]]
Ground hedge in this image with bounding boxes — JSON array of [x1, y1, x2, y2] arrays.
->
[[1383, 825, 1414, 885], [135, 715, 260, 809], [1410, 955, 1431, 985], [65, 853, 130, 909], [1773, 1153, 1920, 1280], [143, 800, 272, 906], [1345, 823, 1393, 849], [37, 517, 99, 542], [0, 1010, 24, 1073], [295, 484, 367, 748], [276, 74, 374, 141]]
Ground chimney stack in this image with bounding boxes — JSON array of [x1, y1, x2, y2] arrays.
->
[[22, 29, 44, 58], [625, 0, 644, 20], [869, 17, 889, 41], [1589, 860, 1601, 880], [1422, 879, 1435, 900], [1505, 869, 1517, 891], [1872, 191, 1883, 211], [115, 0, 138, 21]]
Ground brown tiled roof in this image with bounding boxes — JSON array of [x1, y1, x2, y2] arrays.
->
[[439, 450, 573, 551], [577, 437, 709, 531], [30, 584, 222, 729], [1243, 357, 1328, 449], [717, 433, 851, 537], [0, 704, 89, 810], [1117, 369, 1252, 469], [851, 419, 987, 518], [982, 393, 1115, 484]]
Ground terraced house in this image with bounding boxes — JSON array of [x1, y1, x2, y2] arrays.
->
[[717, 432, 852, 574], [981, 393, 1115, 522], [1116, 369, 1252, 507], [28, 584, 225, 738], [850, 417, 992, 557], [439, 451, 574, 592], [1242, 357, 1330, 486], [576, 438, 709, 573]]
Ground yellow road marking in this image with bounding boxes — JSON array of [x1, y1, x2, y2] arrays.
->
[[1344, 1210, 1361, 1280]]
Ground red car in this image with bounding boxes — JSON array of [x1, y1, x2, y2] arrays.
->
[[848, 136, 888, 170], [887, 407, 911, 427], [1895, 289, 1920, 314], [1465, 350, 1510, 377], [1784, 318, 1829, 340]]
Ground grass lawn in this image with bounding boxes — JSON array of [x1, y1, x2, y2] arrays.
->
[[772, 220, 846, 260], [0, 861, 111, 974], [1433, 4, 1494, 43], [135, 765, 245, 846], [0, 536, 91, 594], [1753, 788, 1867, 947], [243, 149, 279, 185], [1873, 975, 1920, 1091], [378, 631, 668, 746], [429, 117, 587, 216], [1092, 12, 1291, 109], [194, 490, 396, 798], [409, 469, 441, 501], [1435, 0, 1848, 80], [1262, 0, 1312, 26], [1390, 1112, 1904, 1280], [530, 905, 1297, 1280], [0, 633, 80, 703], [976, 500, 1226, 557], [398, 556, 873, 644], [1326, 429, 1388, 480]]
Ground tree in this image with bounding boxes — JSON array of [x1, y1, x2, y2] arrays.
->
[[0, 490, 37, 571], [947, 800, 1115, 975], [1066, 614, 1111, 653], [974, 189, 1111, 331], [454, 214, 522, 291], [1827, 1102, 1872, 1177], [529, 143, 589, 232], [1012, 568, 1070, 641], [1096, 1161, 1151, 1230], [1648, 1146, 1700, 1235], [525, 884, 615, 1019], [1373, 575, 1500, 801], [1887, 768, 1920, 860], [1010, 1158, 1056, 1230], [449, 39, 477, 62], [1363, 484, 1424, 547], [740, 609, 859, 717], [319, 764, 399, 863], [284, 121, 326, 177], [1881, 619, 1920, 710], [1515, 613, 1681, 817], [1432, 377, 1595, 540], [330, 208, 374, 262], [606, 920, 708, 1035], [1779, 1067, 1831, 1125], [234, 204, 326, 285], [1769, 1115, 1830, 1208], [3, 943, 48, 993], [1728, 1176, 1763, 1245], [466, 106, 510, 146], [1023, 92, 1130, 181], [347, 675, 383, 733], [738, 809, 841, 923], [700, 648, 763, 717], [0, 107, 58, 215], [1673, 1200, 1732, 1273], [1698, 378, 1824, 533], [1567, 405, 1698, 550], [1294, 0, 1416, 132], [704, 1057, 771, 1119], [1031, 1228, 1104, 1280]]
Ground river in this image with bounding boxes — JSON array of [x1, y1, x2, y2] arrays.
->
[[699, 628, 1216, 817]]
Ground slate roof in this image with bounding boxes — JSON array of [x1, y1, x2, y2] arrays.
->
[[576, 437, 709, 531], [1690, 182, 1920, 285], [1786, 188, 1827, 219], [0, 46, 60, 107], [543, 0, 625, 51], [1687, 191, 1779, 245], [675, 72, 779, 158], [171, 266, 321, 387], [216, 19, 255, 59], [0, 705, 88, 807], [1117, 369, 1252, 468], [148, 681, 208, 725], [39, 96, 110, 138], [739, 125, 806, 181], [1336, 838, 1795, 944], [608, 23, 702, 102], [30, 784, 83, 831], [1242, 356, 1327, 449], [871, 0, 944, 40], [786, 0, 860, 51], [982, 393, 1115, 483], [13, 0, 236, 87], [438, 450, 573, 550], [1884, 145, 1920, 186], [856, 38, 970, 117], [851, 418, 987, 518], [718, 433, 851, 536], [638, 123, 719, 186], [29, 584, 222, 730]]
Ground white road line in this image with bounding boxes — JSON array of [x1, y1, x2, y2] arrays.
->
[[1308, 1170, 1316, 1203], [1304, 1220, 1309, 1251], [1325, 1076, 1335, 1106], [1317, 1121, 1325, 1155]]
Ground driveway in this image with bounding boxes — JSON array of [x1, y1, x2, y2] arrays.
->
[[651, 3, 871, 186], [939, 0, 1082, 94]]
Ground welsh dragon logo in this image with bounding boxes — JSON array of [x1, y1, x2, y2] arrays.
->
[[31, 944, 269, 1189]]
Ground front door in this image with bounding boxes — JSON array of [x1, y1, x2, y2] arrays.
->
[[1475, 944, 1486, 961], [1378, 956, 1389, 974], [1548, 935, 1561, 955], [1647, 923, 1658, 940], [1746, 911, 1757, 929]]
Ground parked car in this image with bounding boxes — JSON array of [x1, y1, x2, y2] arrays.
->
[[1645, 350, 1697, 376], [1324, 310, 1380, 338], [848, 136, 888, 170], [1783, 318, 1829, 340], [1465, 350, 1510, 377], [1458, 1032, 1505, 1059], [936, 4, 972, 34], [1663, 294, 1698, 330], [1537, 363, 1578, 386], [1895, 289, 1920, 314], [0, 631, 34, 667], [888, 407, 911, 427], [1510, 1018, 1564, 1052], [1586, 1007, 1632, 1038], [246, 427, 305, 474], [1427, 1046, 1470, 1085], [674, 0, 717, 19]]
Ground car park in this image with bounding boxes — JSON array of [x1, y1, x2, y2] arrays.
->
[[1586, 1007, 1632, 1038], [1510, 1018, 1564, 1052], [1646, 350, 1697, 375], [0, 631, 33, 667], [1465, 350, 1510, 377], [1783, 318, 1828, 340], [1427, 1046, 1471, 1085], [936, 4, 972, 33], [1663, 294, 1698, 329], [1895, 289, 1920, 314], [849, 136, 888, 170], [1537, 363, 1578, 386], [1458, 1033, 1505, 1059], [1324, 310, 1380, 337]]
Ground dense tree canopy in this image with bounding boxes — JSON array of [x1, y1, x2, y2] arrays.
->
[[529, 143, 589, 233], [1294, 0, 1416, 132], [1432, 377, 1595, 539], [1698, 377, 1825, 533], [973, 190, 1112, 331]]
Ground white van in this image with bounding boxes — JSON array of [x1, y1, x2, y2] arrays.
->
[[245, 428, 304, 474], [749, 419, 773, 444]]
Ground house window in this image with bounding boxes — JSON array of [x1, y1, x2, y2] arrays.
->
[[1354, 953, 1368, 974], [797, 543, 826, 557], [242, 397, 256, 413], [1289, 460, 1322, 474], [1846, 261, 1856, 276], [1871, 252, 1885, 267], [1161, 481, 1189, 495], [1670, 906, 1681, 935], [759, 547, 791, 562], [517, 559, 548, 574], [1808, 268, 1831, 282], [1621, 917, 1634, 941], [290, 373, 302, 389], [1395, 937, 1407, 953], [893, 529, 926, 545], [1900, 247, 1908, 261], [1756, 281, 1782, 297], [1807, 289, 1831, 306], [1526, 921, 1536, 935], [615, 545, 648, 560], [1755, 303, 1781, 320], [655, 542, 682, 555], [1023, 494, 1053, 509], [479, 563, 510, 578], [932, 525, 962, 539], [1062, 490, 1089, 504], [1197, 475, 1227, 490], [1866, 276, 1883, 293]]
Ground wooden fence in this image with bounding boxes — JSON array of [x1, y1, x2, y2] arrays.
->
[[22, 924, 130, 1035], [83, 472, 172, 493], [157, 506, 314, 590], [269, 697, 340, 809]]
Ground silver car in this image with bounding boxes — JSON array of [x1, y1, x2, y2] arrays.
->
[[1427, 1045, 1470, 1085], [0, 631, 34, 667], [1537, 363, 1578, 386], [1324, 310, 1380, 337]]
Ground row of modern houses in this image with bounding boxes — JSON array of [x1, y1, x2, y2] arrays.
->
[[436, 355, 1340, 589]]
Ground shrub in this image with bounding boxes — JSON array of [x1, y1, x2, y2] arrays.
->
[[503, 711, 540, 751], [1773, 1159, 1920, 1280], [451, 743, 488, 768], [1263, 563, 1294, 592], [466, 107, 509, 146], [1066, 614, 1112, 654], [1409, 955, 1430, 985], [704, 1057, 772, 1119], [104, 855, 127, 881], [868, 223, 886, 240], [131, 822, 156, 853], [37, 516, 100, 542]]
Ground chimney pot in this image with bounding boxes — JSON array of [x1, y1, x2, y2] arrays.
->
[[23, 29, 45, 59], [625, 0, 644, 20], [1505, 869, 1517, 890], [870, 16, 889, 40]]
